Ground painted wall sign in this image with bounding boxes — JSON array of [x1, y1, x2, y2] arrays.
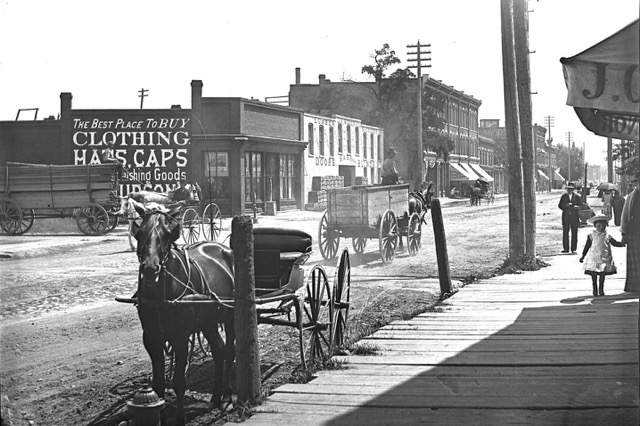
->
[[71, 114, 191, 193]]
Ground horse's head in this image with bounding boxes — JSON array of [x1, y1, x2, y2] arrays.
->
[[422, 182, 434, 210], [131, 203, 181, 294]]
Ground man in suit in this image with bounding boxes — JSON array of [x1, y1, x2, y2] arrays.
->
[[621, 172, 640, 293], [558, 182, 582, 253]]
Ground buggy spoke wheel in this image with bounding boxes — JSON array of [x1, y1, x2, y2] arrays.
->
[[0, 198, 23, 235], [13, 209, 35, 235], [181, 208, 200, 245], [332, 249, 351, 349], [318, 210, 340, 260], [201, 203, 222, 242], [76, 204, 109, 236], [351, 236, 367, 254], [303, 266, 333, 362], [378, 209, 398, 264], [407, 212, 421, 256]]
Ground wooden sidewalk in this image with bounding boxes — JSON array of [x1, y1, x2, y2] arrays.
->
[[244, 254, 639, 425]]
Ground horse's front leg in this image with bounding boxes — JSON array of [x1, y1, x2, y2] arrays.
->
[[140, 310, 165, 399], [170, 334, 189, 426], [128, 219, 135, 251]]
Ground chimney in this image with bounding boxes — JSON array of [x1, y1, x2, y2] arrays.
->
[[319, 74, 326, 85], [191, 80, 203, 123], [60, 92, 72, 119], [295, 67, 301, 85]]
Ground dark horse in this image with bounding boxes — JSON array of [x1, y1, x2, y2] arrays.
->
[[409, 182, 435, 223], [131, 203, 235, 425], [469, 179, 489, 206]]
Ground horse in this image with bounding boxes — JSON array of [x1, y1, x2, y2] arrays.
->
[[131, 202, 235, 425], [409, 182, 434, 224], [469, 180, 489, 206]]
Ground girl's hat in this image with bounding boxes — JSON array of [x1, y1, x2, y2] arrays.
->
[[587, 214, 611, 224]]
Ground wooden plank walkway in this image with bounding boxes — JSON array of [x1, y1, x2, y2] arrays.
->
[[245, 254, 639, 425]]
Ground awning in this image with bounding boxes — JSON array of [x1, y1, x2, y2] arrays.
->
[[458, 163, 481, 180], [469, 163, 494, 182], [449, 162, 474, 182], [537, 170, 550, 181], [553, 170, 565, 181], [560, 19, 639, 141]]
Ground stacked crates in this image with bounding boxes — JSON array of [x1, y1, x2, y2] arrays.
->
[[306, 176, 344, 211]]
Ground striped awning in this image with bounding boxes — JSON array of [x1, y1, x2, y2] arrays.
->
[[450, 162, 475, 182], [553, 170, 565, 181], [458, 163, 481, 180], [469, 163, 494, 182]]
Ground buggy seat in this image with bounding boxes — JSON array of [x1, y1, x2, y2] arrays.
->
[[234, 227, 313, 296]]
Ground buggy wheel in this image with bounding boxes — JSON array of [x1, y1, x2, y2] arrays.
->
[[351, 236, 367, 254], [181, 207, 200, 245], [303, 265, 333, 362], [201, 203, 222, 242], [332, 249, 351, 349], [407, 212, 421, 257], [76, 204, 109, 235], [0, 198, 23, 235], [106, 214, 119, 232], [378, 209, 398, 264], [318, 210, 340, 260]]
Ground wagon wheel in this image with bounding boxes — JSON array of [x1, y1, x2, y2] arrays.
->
[[0, 198, 23, 235], [303, 265, 333, 362], [76, 204, 110, 236], [180, 207, 200, 245], [5, 208, 34, 235], [351, 236, 367, 254], [201, 203, 222, 242], [407, 212, 421, 257], [318, 210, 340, 260], [378, 209, 398, 264], [332, 249, 351, 349], [106, 214, 119, 232]]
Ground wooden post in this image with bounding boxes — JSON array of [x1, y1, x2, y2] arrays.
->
[[514, 0, 536, 257], [430, 199, 452, 295], [501, 0, 526, 259], [232, 216, 261, 405]]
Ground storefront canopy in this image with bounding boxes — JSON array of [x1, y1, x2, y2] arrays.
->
[[553, 170, 565, 182], [537, 169, 550, 181], [459, 163, 480, 181], [560, 19, 639, 141], [469, 163, 494, 182], [450, 162, 475, 182]]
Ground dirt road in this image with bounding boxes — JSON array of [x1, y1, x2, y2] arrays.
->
[[1, 192, 592, 425]]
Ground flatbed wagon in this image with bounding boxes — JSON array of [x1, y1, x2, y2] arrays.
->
[[0, 162, 120, 235], [318, 184, 423, 264]]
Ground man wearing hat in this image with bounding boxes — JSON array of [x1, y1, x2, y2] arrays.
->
[[102, 141, 122, 165], [558, 182, 582, 253], [620, 171, 640, 293], [380, 147, 400, 186]]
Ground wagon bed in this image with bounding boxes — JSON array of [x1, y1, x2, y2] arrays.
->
[[0, 162, 119, 235]]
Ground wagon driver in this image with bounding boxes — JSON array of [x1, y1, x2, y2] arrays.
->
[[102, 141, 123, 165], [381, 147, 400, 185]]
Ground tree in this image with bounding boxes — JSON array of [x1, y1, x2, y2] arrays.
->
[[612, 140, 639, 178], [556, 144, 585, 183]]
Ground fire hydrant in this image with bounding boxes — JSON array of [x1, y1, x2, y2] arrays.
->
[[118, 386, 165, 426]]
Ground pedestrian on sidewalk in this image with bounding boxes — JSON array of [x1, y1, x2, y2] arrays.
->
[[610, 190, 625, 226], [559, 182, 582, 253], [621, 172, 640, 293], [579, 214, 624, 296]]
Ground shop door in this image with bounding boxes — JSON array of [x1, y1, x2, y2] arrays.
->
[[244, 152, 264, 213], [339, 165, 356, 187], [265, 153, 278, 203]]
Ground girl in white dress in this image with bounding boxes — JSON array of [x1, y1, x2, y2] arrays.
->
[[579, 214, 624, 296]]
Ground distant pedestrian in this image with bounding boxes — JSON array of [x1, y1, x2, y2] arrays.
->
[[610, 190, 625, 226], [621, 172, 640, 293], [558, 182, 582, 253], [381, 147, 400, 185], [579, 214, 624, 296]]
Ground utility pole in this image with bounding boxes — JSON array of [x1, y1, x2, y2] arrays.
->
[[407, 41, 431, 191], [566, 132, 574, 183], [138, 88, 148, 109], [545, 115, 554, 192], [607, 137, 614, 183]]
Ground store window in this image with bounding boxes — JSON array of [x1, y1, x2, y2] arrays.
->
[[280, 154, 294, 201], [329, 126, 335, 156], [363, 133, 368, 159], [245, 152, 263, 204], [204, 151, 230, 202], [355, 127, 360, 155], [308, 123, 314, 156], [319, 125, 325, 156], [347, 125, 352, 154], [338, 123, 343, 154]]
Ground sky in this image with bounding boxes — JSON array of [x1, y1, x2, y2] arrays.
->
[[1, 0, 638, 166]]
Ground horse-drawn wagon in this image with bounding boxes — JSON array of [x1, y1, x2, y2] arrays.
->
[[115, 204, 351, 422], [0, 162, 120, 235], [318, 183, 430, 264]]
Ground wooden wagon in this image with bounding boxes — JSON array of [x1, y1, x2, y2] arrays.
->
[[0, 162, 120, 235], [318, 184, 423, 264]]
